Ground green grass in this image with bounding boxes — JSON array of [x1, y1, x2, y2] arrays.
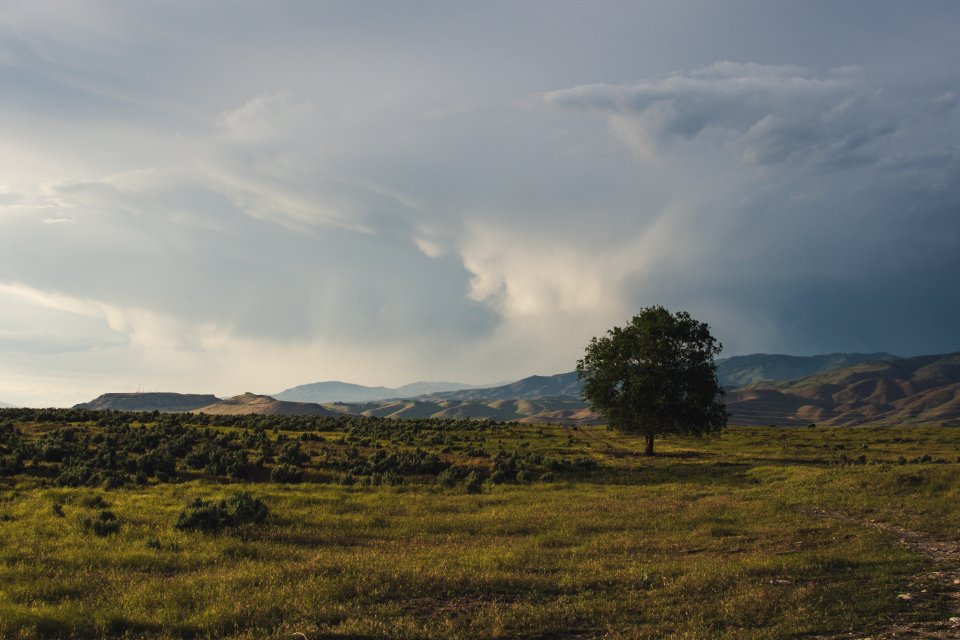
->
[[1, 421, 959, 638]]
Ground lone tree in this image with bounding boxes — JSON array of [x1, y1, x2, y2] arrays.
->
[[576, 306, 727, 456]]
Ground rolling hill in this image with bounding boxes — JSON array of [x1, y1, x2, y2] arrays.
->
[[66, 351, 957, 425], [726, 352, 960, 426], [415, 372, 583, 402], [327, 395, 597, 423], [410, 354, 900, 403], [716, 352, 900, 388], [74, 393, 220, 412], [274, 380, 484, 404], [194, 393, 342, 416]]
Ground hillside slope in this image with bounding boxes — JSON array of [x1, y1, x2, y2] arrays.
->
[[417, 372, 583, 402], [726, 353, 960, 426], [74, 393, 220, 412], [274, 380, 480, 404], [324, 395, 599, 424], [195, 393, 342, 416], [413, 354, 897, 403], [716, 352, 900, 388]]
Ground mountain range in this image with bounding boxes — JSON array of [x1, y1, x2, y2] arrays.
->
[[716, 352, 900, 388], [726, 352, 960, 427], [67, 351, 960, 426], [411, 372, 583, 403], [323, 395, 598, 424], [270, 353, 901, 404], [0, 401, 16, 409], [273, 380, 485, 404]]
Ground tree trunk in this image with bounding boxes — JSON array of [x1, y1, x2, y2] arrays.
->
[[644, 434, 655, 456]]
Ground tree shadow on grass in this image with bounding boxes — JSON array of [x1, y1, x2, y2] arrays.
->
[[574, 460, 758, 488]]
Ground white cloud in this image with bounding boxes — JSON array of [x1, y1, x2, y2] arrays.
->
[[216, 92, 319, 146], [0, 189, 24, 205]]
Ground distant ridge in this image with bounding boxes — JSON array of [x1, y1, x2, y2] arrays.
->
[[328, 395, 596, 423], [274, 380, 482, 404], [0, 401, 16, 409], [194, 393, 342, 417], [415, 372, 582, 402], [408, 354, 900, 404], [727, 352, 960, 426], [716, 352, 900, 388], [74, 392, 220, 412], [68, 351, 953, 425]]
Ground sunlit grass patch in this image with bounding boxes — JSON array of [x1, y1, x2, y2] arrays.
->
[[0, 421, 958, 637]]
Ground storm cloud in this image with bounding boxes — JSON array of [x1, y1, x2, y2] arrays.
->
[[0, 1, 958, 406]]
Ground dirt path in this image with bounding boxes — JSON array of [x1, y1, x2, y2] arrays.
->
[[810, 509, 960, 639], [568, 429, 960, 638]]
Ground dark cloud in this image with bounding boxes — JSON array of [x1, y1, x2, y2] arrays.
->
[[542, 63, 912, 168], [0, 1, 959, 405]]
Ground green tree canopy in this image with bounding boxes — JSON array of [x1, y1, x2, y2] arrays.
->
[[576, 306, 727, 455]]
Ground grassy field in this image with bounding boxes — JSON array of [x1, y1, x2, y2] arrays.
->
[[1, 413, 959, 639]]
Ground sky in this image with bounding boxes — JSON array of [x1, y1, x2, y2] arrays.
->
[[1, 1, 958, 407]]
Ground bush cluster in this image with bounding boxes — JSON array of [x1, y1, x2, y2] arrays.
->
[[0, 408, 604, 489], [174, 492, 268, 533], [80, 510, 121, 537]]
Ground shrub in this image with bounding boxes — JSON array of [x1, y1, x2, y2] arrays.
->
[[81, 510, 120, 536], [464, 471, 483, 494], [102, 471, 127, 489], [437, 467, 458, 488], [82, 495, 110, 509], [55, 464, 97, 487], [382, 471, 403, 486], [270, 463, 303, 483], [278, 441, 309, 465], [174, 492, 268, 533], [0, 456, 20, 476], [227, 492, 269, 524]]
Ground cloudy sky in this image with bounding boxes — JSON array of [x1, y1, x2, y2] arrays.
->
[[1, 1, 958, 406]]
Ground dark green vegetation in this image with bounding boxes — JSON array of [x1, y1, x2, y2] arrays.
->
[[1, 407, 960, 638], [578, 306, 727, 455], [0, 408, 585, 491]]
